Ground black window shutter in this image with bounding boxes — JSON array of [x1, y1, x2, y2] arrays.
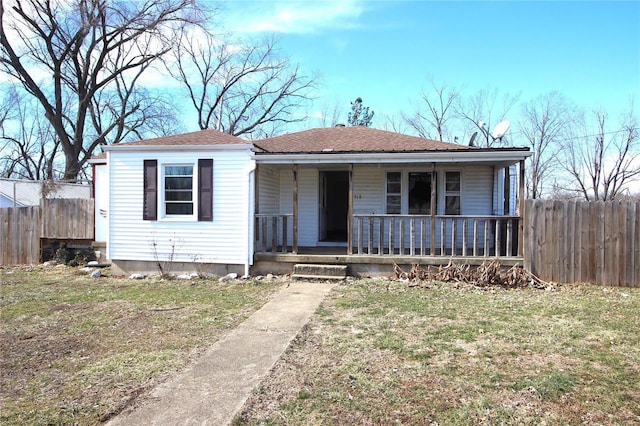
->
[[143, 160, 157, 220], [198, 159, 213, 221]]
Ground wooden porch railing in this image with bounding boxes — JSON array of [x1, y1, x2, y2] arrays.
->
[[254, 213, 521, 258], [351, 214, 521, 257], [254, 214, 293, 254]]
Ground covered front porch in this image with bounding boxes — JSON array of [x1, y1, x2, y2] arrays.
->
[[251, 156, 526, 275]]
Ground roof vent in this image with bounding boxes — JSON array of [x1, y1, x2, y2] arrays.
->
[[334, 123, 345, 127]]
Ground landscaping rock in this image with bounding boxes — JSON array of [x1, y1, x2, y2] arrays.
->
[[129, 273, 146, 280], [218, 273, 238, 282], [90, 270, 101, 279], [176, 274, 193, 280]]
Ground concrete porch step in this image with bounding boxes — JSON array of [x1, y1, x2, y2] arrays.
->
[[292, 264, 347, 281]]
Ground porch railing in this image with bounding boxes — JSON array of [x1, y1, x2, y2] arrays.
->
[[255, 214, 293, 254], [254, 213, 521, 257], [351, 214, 521, 257]]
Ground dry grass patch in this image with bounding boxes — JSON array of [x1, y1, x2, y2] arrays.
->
[[0, 265, 280, 425], [237, 279, 640, 425]]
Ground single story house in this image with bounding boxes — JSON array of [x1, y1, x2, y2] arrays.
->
[[92, 126, 531, 277]]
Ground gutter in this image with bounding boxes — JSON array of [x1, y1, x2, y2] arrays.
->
[[244, 161, 257, 278]]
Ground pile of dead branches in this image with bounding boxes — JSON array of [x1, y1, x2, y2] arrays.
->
[[393, 259, 552, 290]]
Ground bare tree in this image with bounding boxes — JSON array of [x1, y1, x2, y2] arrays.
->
[[0, 86, 60, 179], [403, 79, 459, 141], [167, 30, 316, 139], [518, 92, 572, 199], [456, 86, 521, 147], [380, 113, 409, 134], [0, 0, 200, 181], [559, 104, 640, 200], [315, 101, 345, 128]]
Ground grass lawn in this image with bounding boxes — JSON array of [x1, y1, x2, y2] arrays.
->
[[237, 279, 640, 425], [0, 265, 280, 425]]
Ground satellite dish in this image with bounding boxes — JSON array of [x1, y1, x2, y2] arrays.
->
[[469, 131, 478, 147], [492, 120, 511, 140]]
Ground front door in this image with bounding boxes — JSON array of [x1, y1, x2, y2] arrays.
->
[[319, 171, 349, 243]]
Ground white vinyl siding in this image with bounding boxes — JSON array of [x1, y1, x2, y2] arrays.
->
[[108, 149, 253, 264], [257, 166, 280, 214], [466, 166, 494, 215], [353, 166, 384, 214]]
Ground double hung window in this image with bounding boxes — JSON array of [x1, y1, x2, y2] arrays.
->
[[445, 171, 461, 215], [164, 165, 194, 215], [385, 172, 402, 214]]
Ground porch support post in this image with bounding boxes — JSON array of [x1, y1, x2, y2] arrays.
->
[[430, 162, 436, 255], [504, 166, 511, 215], [518, 159, 525, 256], [293, 164, 299, 254], [347, 163, 354, 255]]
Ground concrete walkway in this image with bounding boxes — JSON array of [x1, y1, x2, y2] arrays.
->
[[107, 281, 336, 426]]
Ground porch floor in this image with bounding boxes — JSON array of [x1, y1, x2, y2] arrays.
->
[[252, 246, 524, 277], [257, 245, 521, 258]]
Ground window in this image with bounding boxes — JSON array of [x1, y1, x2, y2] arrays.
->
[[386, 171, 437, 214], [143, 159, 213, 221], [165, 165, 194, 215], [386, 172, 401, 214], [445, 171, 461, 215], [408, 172, 434, 214]]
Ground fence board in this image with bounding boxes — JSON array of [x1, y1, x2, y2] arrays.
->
[[524, 199, 640, 287], [624, 202, 634, 287]]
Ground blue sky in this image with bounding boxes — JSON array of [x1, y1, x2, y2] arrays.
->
[[219, 0, 640, 129]]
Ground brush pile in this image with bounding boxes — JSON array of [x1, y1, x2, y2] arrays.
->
[[393, 259, 552, 290]]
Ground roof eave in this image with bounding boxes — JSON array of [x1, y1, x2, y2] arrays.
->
[[253, 149, 531, 165]]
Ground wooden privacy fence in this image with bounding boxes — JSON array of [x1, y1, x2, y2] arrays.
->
[[0, 198, 94, 265], [523, 199, 639, 287]]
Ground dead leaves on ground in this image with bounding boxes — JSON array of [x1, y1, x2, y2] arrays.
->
[[393, 259, 554, 290]]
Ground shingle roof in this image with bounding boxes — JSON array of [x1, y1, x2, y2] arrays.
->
[[113, 129, 246, 147], [253, 126, 471, 154]]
